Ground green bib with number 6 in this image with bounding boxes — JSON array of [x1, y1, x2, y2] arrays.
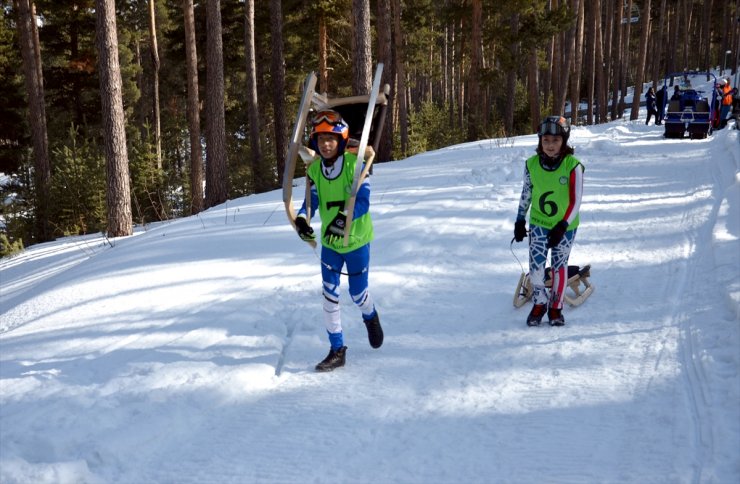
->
[[526, 154, 582, 230]]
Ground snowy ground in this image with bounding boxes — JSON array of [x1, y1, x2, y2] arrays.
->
[[1, 111, 739, 483]]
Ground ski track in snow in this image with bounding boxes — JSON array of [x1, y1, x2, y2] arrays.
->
[[1, 118, 739, 483]]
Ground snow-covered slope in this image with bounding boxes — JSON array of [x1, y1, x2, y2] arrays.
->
[[1, 118, 738, 484]]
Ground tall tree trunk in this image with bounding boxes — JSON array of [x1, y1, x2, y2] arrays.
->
[[443, 21, 450, 108], [456, 16, 465, 130], [467, 0, 483, 141], [543, 0, 555, 111], [553, 29, 563, 112], [376, 0, 393, 162], [734, 3, 740, 79], [669, 1, 679, 76], [701, 0, 713, 76], [352, 0, 372, 95], [68, 8, 85, 126], [569, 0, 584, 126], [148, 0, 161, 170], [95, 0, 133, 238], [603, 0, 614, 119], [446, 20, 456, 129], [630, 0, 652, 120], [619, 0, 633, 117], [244, 0, 264, 190], [528, 49, 540, 132], [652, 0, 668, 86], [391, 0, 407, 156], [611, 0, 623, 119], [270, 0, 288, 184], [555, 0, 577, 115], [15, 0, 52, 242], [594, 0, 606, 123], [318, 13, 328, 93], [183, 0, 203, 215], [446, 16, 456, 129], [718, 0, 728, 70], [585, 0, 595, 125], [504, 13, 519, 136], [205, 0, 228, 208], [680, 0, 691, 71]]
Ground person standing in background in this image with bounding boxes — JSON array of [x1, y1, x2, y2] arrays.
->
[[645, 87, 657, 126]]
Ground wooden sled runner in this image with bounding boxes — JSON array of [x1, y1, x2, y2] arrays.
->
[[513, 264, 594, 308]]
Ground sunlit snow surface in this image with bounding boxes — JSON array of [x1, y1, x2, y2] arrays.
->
[[2, 85, 738, 483]]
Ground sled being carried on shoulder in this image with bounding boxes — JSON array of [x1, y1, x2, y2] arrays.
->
[[513, 264, 594, 308], [282, 65, 390, 248]]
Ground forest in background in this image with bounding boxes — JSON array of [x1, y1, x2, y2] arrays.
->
[[1, 0, 737, 252]]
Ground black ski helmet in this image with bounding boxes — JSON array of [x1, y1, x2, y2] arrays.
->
[[538, 116, 570, 145]]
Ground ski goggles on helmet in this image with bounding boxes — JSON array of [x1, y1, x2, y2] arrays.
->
[[538, 116, 569, 137], [311, 110, 344, 126]]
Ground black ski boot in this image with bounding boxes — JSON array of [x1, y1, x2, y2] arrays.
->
[[363, 313, 384, 348], [526, 304, 547, 326], [315, 346, 347, 372], [548, 307, 565, 326]]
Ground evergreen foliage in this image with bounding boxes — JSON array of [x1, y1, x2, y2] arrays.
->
[[128, 124, 170, 225], [48, 125, 106, 237], [0, 8, 27, 175], [408, 101, 464, 154], [1, 0, 736, 248], [0, 232, 24, 257]]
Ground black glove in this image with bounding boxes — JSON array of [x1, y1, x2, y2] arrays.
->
[[294, 216, 315, 242], [547, 220, 569, 248], [514, 220, 527, 242], [324, 211, 347, 243]]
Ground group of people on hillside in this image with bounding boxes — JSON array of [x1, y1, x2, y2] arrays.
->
[[292, 109, 583, 372], [645, 77, 737, 129]]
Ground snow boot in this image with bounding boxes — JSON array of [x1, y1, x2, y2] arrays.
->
[[363, 313, 384, 349], [315, 346, 347, 372], [548, 307, 565, 326], [527, 304, 546, 326]]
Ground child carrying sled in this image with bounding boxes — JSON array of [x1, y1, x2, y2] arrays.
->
[[293, 110, 384, 371]]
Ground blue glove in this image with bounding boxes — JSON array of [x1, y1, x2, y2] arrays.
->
[[294, 216, 315, 242]]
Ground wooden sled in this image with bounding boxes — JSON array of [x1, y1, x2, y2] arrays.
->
[[513, 264, 594, 308], [283, 68, 390, 248]]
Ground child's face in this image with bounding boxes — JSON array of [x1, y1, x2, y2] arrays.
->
[[317, 133, 340, 159], [541, 134, 563, 158]]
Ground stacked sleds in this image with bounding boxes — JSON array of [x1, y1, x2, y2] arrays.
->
[[282, 65, 390, 247]]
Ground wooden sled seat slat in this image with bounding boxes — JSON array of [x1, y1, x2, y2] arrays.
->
[[513, 264, 594, 308]]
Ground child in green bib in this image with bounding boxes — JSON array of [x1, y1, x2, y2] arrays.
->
[[294, 110, 383, 371], [514, 116, 584, 327]]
